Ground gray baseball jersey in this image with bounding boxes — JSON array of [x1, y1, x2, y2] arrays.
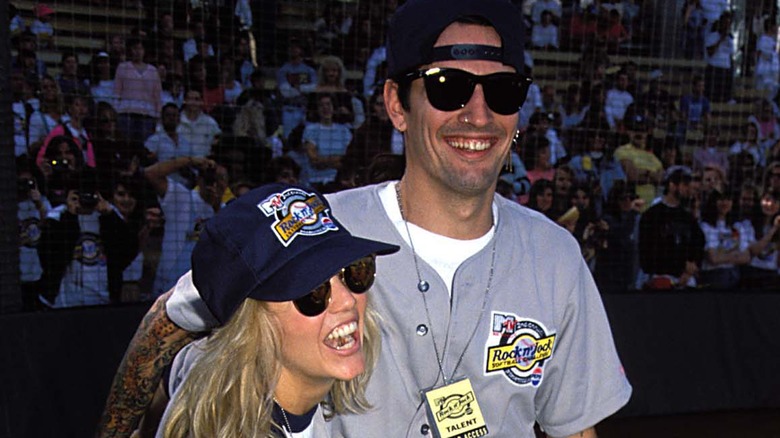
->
[[323, 182, 632, 437]]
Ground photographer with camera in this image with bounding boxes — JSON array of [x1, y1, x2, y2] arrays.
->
[[143, 155, 229, 297], [37, 169, 136, 307], [17, 157, 52, 310], [35, 93, 95, 170], [39, 135, 84, 208]]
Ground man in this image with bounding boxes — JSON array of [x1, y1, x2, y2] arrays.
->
[[604, 71, 634, 130], [178, 89, 221, 158], [99, 1, 631, 437], [144, 103, 192, 162], [144, 156, 228, 296], [638, 166, 706, 290], [302, 93, 353, 188], [276, 40, 318, 138], [679, 75, 712, 132]]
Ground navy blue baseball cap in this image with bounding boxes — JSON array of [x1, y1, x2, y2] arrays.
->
[[386, 0, 526, 79], [192, 184, 400, 325]]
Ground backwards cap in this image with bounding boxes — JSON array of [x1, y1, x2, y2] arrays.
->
[[386, 0, 526, 78]]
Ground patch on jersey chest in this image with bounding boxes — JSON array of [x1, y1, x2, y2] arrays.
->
[[483, 312, 556, 386]]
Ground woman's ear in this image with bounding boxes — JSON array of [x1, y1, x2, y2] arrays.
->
[[384, 80, 407, 133]]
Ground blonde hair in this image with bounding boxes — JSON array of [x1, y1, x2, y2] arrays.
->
[[317, 55, 346, 88], [162, 297, 381, 437]]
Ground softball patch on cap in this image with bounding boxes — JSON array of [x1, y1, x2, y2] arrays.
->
[[258, 187, 338, 246]]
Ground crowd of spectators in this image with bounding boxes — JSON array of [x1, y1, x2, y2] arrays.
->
[[9, 0, 780, 311]]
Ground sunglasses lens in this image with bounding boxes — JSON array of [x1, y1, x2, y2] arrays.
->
[[292, 256, 377, 317], [293, 283, 331, 317], [342, 256, 376, 293], [423, 70, 474, 112], [483, 74, 530, 115], [422, 69, 530, 116]]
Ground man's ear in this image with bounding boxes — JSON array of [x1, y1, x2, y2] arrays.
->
[[384, 80, 408, 133]]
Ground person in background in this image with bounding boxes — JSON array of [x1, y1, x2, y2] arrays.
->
[[37, 169, 135, 307], [527, 178, 556, 220], [698, 186, 751, 289], [178, 89, 221, 158], [302, 93, 353, 189], [604, 70, 634, 130], [596, 180, 642, 293], [556, 83, 590, 131], [729, 122, 767, 169], [531, 10, 559, 50], [739, 188, 780, 289], [693, 125, 728, 175], [17, 157, 51, 311], [108, 177, 161, 303], [704, 11, 735, 103], [30, 3, 55, 49], [90, 52, 117, 107], [614, 113, 663, 211], [312, 55, 365, 130], [57, 51, 91, 97], [639, 166, 705, 290], [276, 40, 318, 139], [569, 128, 626, 216], [144, 156, 228, 296], [145, 103, 192, 163], [114, 38, 162, 146], [683, 0, 706, 59], [36, 93, 95, 169]]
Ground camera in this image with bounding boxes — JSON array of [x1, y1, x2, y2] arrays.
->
[[50, 158, 70, 172], [78, 191, 99, 210], [18, 178, 35, 193]]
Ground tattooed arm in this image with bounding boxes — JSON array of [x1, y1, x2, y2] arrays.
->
[[97, 291, 199, 437]]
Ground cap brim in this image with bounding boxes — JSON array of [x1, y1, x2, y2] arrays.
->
[[250, 235, 399, 302]]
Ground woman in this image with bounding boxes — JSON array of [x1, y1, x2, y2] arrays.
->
[[527, 178, 556, 220], [739, 189, 780, 289], [311, 55, 365, 129], [36, 93, 94, 170], [142, 184, 399, 437], [698, 186, 751, 290], [28, 75, 64, 155], [114, 37, 162, 145], [596, 180, 643, 293], [729, 122, 767, 169]]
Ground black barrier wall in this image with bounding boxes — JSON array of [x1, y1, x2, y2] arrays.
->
[[2, 293, 780, 437]]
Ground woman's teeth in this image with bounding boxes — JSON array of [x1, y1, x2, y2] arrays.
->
[[326, 321, 358, 350]]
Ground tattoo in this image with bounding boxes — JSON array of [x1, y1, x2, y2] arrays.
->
[[97, 292, 198, 437]]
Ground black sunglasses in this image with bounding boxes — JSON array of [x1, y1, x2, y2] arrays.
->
[[403, 67, 533, 116], [293, 256, 377, 317]]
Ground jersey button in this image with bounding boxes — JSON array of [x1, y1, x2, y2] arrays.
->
[[420, 424, 430, 435], [416, 324, 428, 336]]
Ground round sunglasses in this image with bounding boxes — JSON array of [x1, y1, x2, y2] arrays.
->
[[293, 255, 377, 317], [403, 67, 533, 116]]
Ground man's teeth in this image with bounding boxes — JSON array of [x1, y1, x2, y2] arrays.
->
[[448, 139, 491, 151], [326, 322, 358, 350]]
